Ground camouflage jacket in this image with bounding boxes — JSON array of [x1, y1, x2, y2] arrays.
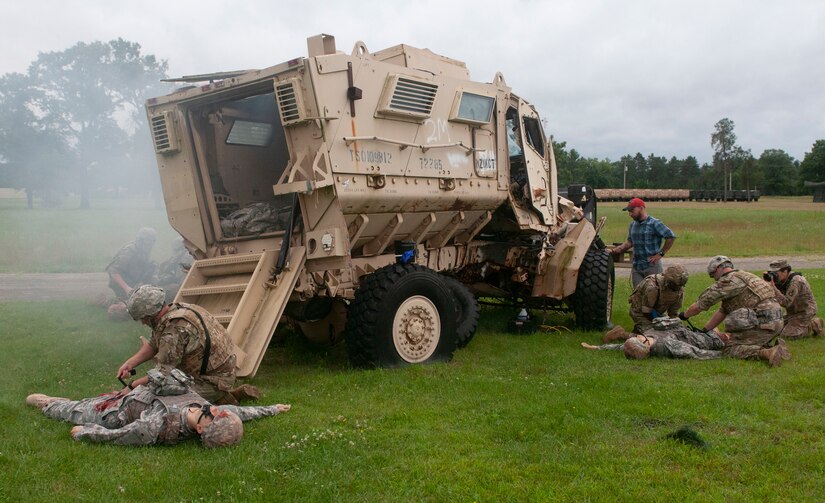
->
[[69, 387, 285, 446], [629, 273, 684, 318], [106, 242, 155, 287], [150, 303, 237, 393], [645, 325, 725, 359], [695, 270, 777, 315], [774, 274, 818, 317]]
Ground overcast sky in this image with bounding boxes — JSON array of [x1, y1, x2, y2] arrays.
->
[[2, 0, 823, 164]]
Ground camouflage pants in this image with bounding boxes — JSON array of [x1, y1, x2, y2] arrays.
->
[[722, 320, 783, 360], [42, 393, 123, 428], [629, 311, 654, 335], [780, 313, 818, 339]]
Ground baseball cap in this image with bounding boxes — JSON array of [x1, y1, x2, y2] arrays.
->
[[622, 198, 646, 211]]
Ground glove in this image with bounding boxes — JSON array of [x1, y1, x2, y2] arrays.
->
[[678, 312, 689, 320]]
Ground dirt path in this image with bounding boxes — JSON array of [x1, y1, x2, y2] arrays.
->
[[614, 255, 825, 277], [2, 255, 825, 302]]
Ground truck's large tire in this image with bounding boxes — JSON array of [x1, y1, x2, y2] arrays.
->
[[346, 263, 458, 368], [442, 276, 480, 348], [571, 248, 614, 330]]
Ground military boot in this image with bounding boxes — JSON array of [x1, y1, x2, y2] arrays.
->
[[776, 339, 792, 361], [26, 393, 69, 409], [602, 325, 630, 343], [810, 317, 823, 337], [230, 384, 261, 402], [758, 346, 783, 367]]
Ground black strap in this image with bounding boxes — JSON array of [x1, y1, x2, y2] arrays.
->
[[173, 304, 212, 375]]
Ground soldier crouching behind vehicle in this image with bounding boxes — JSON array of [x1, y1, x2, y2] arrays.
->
[[678, 255, 790, 367], [26, 369, 290, 447], [117, 285, 259, 405], [765, 259, 823, 339]]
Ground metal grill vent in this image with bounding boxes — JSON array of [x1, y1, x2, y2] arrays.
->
[[377, 75, 438, 121], [150, 112, 178, 154], [389, 77, 438, 115], [276, 80, 305, 125]]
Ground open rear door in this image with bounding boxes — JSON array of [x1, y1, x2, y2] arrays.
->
[[176, 246, 307, 377]]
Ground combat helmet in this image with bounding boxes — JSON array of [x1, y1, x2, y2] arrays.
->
[[706, 255, 733, 277], [663, 264, 689, 287], [201, 409, 244, 448], [126, 285, 166, 320]]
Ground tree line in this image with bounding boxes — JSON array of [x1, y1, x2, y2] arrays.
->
[[2, 39, 825, 209], [554, 118, 825, 195], [0, 39, 169, 208]]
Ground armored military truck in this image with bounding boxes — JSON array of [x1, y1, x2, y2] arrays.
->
[[145, 34, 613, 376]]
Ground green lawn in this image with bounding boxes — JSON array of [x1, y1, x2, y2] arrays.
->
[[1, 195, 823, 273], [3, 195, 825, 501], [3, 270, 825, 501]]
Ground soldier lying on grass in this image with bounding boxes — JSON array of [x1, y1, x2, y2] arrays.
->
[[26, 369, 290, 447], [583, 319, 790, 366]]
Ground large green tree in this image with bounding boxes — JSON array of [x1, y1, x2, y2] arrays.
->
[[756, 149, 797, 195], [27, 39, 168, 208], [0, 73, 66, 208], [711, 118, 738, 201], [799, 140, 825, 185]]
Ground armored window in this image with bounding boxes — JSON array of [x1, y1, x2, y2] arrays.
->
[[522, 117, 545, 157], [377, 75, 438, 121], [226, 120, 274, 147], [450, 92, 495, 125]]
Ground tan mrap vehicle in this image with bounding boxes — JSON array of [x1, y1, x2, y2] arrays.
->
[[145, 34, 614, 376]]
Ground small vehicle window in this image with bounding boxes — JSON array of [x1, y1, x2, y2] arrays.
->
[[226, 120, 274, 147], [522, 117, 545, 157]]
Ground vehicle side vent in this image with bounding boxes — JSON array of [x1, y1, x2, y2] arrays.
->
[[150, 112, 179, 154], [377, 75, 438, 121], [276, 79, 306, 126]]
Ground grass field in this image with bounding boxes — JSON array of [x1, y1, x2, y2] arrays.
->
[[1, 195, 824, 273], [599, 197, 825, 258], [3, 272, 825, 501], [3, 195, 825, 501]]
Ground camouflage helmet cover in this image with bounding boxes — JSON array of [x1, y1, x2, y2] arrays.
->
[[768, 259, 790, 271], [706, 255, 733, 276], [663, 264, 689, 287], [623, 337, 651, 359], [126, 285, 166, 320], [201, 409, 244, 448]]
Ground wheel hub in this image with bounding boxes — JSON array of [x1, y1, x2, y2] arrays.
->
[[393, 295, 440, 363]]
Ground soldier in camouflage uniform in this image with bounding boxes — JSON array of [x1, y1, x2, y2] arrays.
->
[[26, 370, 290, 447], [766, 259, 823, 339], [602, 264, 689, 342], [117, 285, 258, 404], [106, 227, 157, 302], [679, 256, 789, 366], [154, 238, 194, 303], [585, 319, 726, 360]]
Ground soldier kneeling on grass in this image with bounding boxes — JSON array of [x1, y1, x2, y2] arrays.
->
[[678, 255, 791, 367], [765, 259, 823, 339], [26, 369, 290, 447], [118, 285, 259, 405], [602, 264, 690, 343]]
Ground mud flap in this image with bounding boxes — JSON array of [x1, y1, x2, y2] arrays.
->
[[531, 220, 596, 299]]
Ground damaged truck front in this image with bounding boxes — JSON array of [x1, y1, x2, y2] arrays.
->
[[146, 34, 614, 376]]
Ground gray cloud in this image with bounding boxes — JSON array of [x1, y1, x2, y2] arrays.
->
[[3, 0, 823, 164]]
